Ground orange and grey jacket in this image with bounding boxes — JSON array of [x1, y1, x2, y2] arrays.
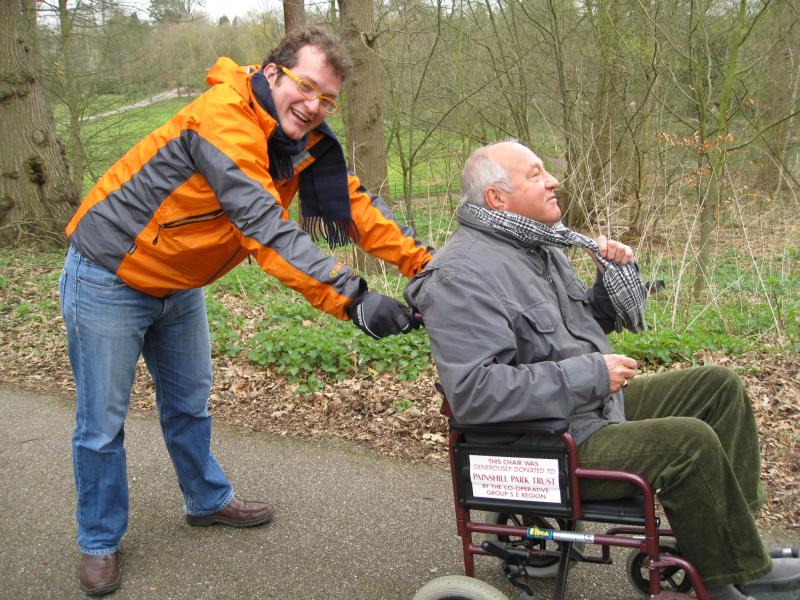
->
[[65, 58, 433, 320]]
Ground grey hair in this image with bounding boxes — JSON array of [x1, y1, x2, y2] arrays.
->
[[461, 140, 518, 207]]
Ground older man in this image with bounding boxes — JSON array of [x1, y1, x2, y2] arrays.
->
[[405, 141, 797, 600]]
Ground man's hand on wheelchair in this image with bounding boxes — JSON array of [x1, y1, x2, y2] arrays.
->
[[604, 353, 638, 393], [347, 291, 421, 339]]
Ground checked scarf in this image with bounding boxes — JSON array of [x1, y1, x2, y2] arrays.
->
[[462, 203, 647, 332]]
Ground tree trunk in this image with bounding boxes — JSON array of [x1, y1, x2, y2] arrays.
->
[[0, 1, 77, 248], [691, 0, 748, 299], [338, 0, 389, 196], [338, 0, 389, 273], [20, 0, 39, 70], [755, 1, 799, 192], [283, 0, 305, 34], [57, 0, 86, 195], [545, 0, 587, 229]]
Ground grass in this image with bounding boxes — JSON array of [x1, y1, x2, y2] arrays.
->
[[60, 97, 198, 192]]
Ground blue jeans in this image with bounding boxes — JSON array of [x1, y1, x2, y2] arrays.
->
[[59, 246, 233, 555]]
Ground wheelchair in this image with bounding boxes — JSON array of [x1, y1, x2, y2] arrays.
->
[[414, 385, 708, 600]]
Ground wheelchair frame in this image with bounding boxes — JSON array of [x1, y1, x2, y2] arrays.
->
[[438, 387, 709, 600]]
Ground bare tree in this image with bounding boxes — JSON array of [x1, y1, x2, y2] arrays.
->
[[54, 0, 87, 194], [339, 0, 389, 272], [148, 0, 205, 23], [751, 2, 800, 193], [381, 0, 456, 228], [283, 0, 305, 33], [0, 0, 77, 248], [682, 0, 770, 298], [338, 0, 388, 196]]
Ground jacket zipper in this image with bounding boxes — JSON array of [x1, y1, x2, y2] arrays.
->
[[540, 247, 556, 288], [152, 209, 225, 245], [540, 247, 570, 324]]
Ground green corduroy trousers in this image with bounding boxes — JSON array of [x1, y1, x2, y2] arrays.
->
[[577, 365, 771, 586]]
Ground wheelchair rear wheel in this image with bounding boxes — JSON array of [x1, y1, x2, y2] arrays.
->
[[626, 544, 692, 597], [486, 513, 563, 578], [413, 575, 510, 600]]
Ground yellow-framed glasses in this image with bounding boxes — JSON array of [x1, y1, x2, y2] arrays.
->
[[279, 66, 339, 114]]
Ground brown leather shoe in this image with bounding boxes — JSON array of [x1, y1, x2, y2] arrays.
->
[[79, 551, 121, 596], [185, 496, 275, 527]]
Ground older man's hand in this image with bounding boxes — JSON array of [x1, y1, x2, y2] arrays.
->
[[603, 353, 638, 393], [598, 235, 633, 265], [585, 235, 634, 271]]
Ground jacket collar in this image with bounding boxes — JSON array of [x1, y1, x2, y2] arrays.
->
[[456, 203, 530, 249]]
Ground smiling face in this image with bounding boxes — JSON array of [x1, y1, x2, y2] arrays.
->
[[485, 142, 561, 226], [263, 45, 342, 140]]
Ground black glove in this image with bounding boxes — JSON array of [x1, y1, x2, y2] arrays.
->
[[347, 291, 418, 339]]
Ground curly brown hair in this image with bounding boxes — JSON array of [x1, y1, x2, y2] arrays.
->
[[262, 26, 353, 82]]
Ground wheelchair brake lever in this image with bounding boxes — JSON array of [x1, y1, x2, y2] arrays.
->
[[480, 540, 528, 565]]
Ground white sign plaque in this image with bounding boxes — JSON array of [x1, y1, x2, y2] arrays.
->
[[469, 454, 562, 503]]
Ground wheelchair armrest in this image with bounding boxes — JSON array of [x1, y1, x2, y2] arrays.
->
[[449, 417, 569, 436]]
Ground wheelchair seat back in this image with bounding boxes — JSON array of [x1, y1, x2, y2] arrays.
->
[[454, 436, 650, 526], [454, 440, 574, 518]]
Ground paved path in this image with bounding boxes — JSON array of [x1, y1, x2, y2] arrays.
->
[[85, 89, 187, 122], [1, 387, 796, 600]]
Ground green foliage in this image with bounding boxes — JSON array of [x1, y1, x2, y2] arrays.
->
[[206, 297, 244, 357], [394, 398, 415, 412], [205, 264, 433, 392], [611, 327, 748, 367], [198, 237, 799, 392], [239, 295, 431, 392]]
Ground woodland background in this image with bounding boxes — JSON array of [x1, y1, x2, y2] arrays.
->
[[0, 0, 797, 526]]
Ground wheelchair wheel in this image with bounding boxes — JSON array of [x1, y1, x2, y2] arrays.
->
[[626, 544, 693, 597], [413, 575, 510, 600], [486, 513, 562, 578]]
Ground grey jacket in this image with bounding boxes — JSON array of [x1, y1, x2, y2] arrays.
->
[[404, 206, 626, 445]]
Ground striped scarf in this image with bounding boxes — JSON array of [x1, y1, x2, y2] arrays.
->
[[462, 203, 647, 332]]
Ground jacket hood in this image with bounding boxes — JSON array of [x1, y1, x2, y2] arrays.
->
[[205, 57, 254, 100]]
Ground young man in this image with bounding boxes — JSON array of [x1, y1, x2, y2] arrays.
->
[[60, 26, 432, 596], [405, 141, 797, 600]]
